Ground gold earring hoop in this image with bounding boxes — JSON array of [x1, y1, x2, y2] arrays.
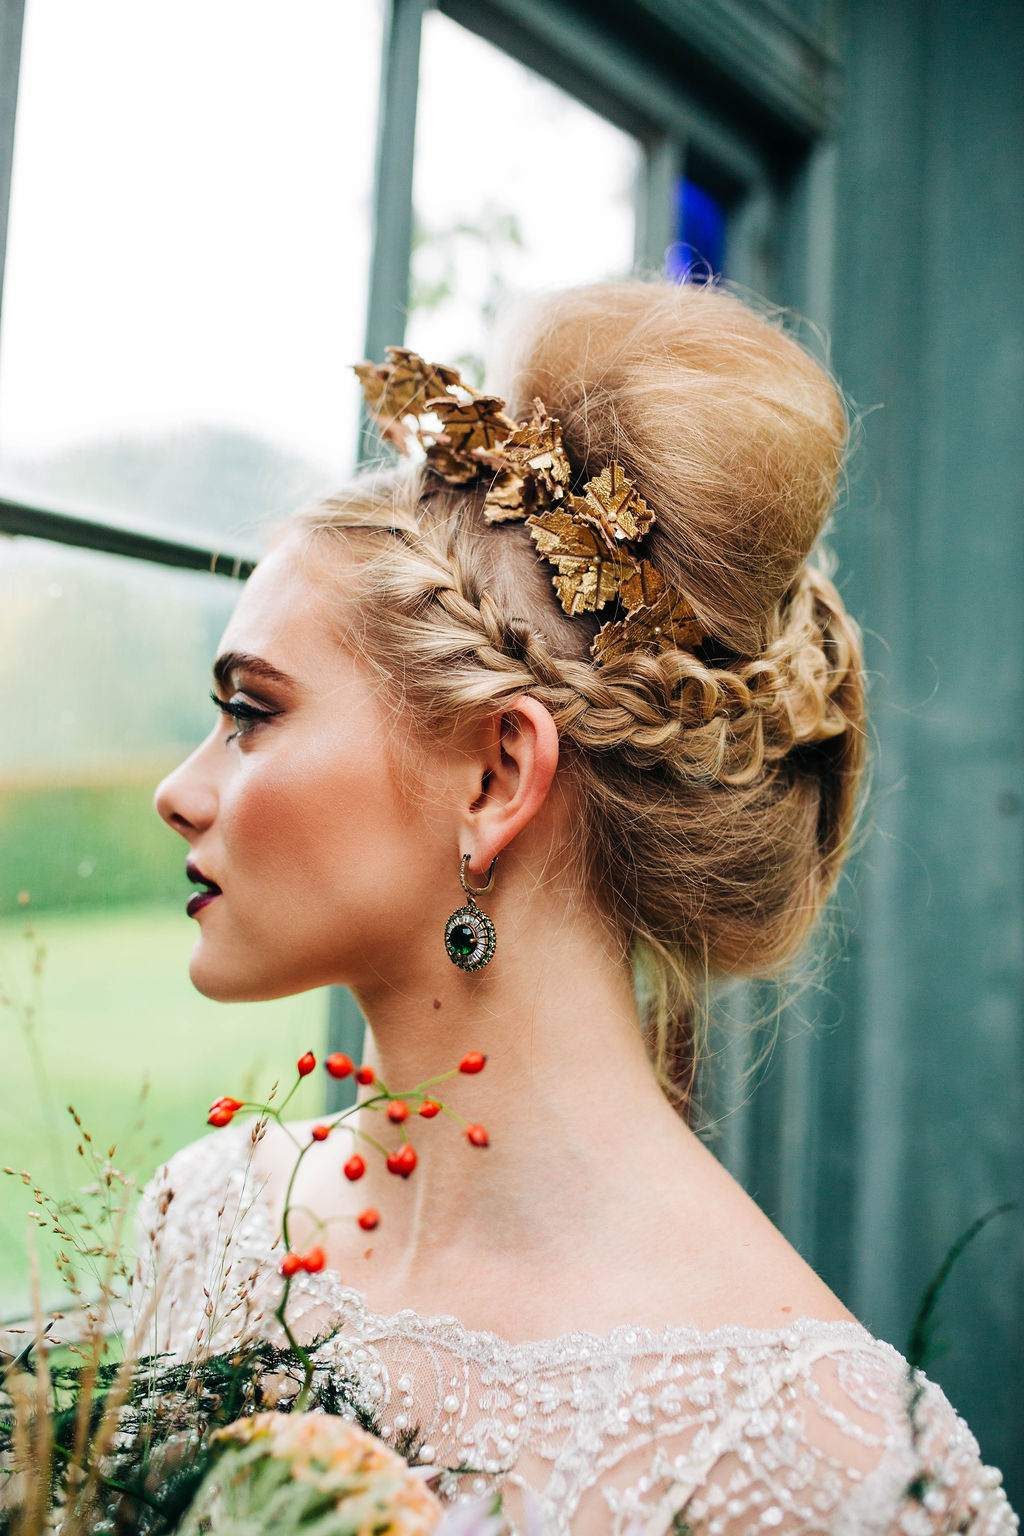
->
[[444, 855, 498, 971], [460, 854, 496, 897]]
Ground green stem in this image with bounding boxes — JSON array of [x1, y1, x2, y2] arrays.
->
[[279, 1139, 311, 1254], [271, 1096, 377, 1408], [273, 1279, 316, 1411], [276, 1079, 300, 1115], [356, 1131, 389, 1157], [406, 1069, 458, 1094]]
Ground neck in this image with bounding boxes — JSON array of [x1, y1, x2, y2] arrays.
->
[[340, 876, 693, 1286]]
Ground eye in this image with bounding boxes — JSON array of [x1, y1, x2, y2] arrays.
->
[[209, 690, 283, 744]]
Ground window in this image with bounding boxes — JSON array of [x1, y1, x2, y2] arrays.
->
[[0, 0, 383, 541], [669, 178, 728, 281], [408, 13, 639, 377]]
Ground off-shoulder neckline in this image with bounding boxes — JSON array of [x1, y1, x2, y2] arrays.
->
[[202, 1123, 883, 1363]]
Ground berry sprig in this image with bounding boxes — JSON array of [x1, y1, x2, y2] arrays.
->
[[204, 1046, 489, 1408]]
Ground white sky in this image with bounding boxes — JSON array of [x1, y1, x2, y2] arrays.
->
[[0, 2, 638, 482]]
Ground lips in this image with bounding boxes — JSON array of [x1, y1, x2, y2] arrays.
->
[[186, 860, 222, 918]]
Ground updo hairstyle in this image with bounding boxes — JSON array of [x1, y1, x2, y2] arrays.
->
[[286, 279, 867, 1113]]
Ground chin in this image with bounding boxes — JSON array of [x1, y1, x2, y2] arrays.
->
[[188, 946, 326, 1004]]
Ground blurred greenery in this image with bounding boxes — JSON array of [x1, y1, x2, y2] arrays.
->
[[0, 775, 183, 917], [0, 902, 328, 1319]]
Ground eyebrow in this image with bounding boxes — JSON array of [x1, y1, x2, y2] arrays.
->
[[212, 651, 298, 694]]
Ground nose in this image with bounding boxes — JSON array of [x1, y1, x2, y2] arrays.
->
[[154, 735, 219, 839]]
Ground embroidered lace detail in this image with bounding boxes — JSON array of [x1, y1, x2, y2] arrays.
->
[[133, 1127, 1018, 1536]]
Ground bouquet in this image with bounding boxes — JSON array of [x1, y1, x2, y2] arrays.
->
[[0, 1044, 512, 1536]]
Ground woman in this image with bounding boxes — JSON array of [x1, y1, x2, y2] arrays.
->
[[143, 279, 1015, 1533]]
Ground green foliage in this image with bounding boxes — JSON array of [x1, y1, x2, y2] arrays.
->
[[0, 1338, 371, 1536], [902, 1202, 1017, 1505], [904, 1202, 1017, 1455], [0, 905, 326, 1317], [0, 780, 184, 918]]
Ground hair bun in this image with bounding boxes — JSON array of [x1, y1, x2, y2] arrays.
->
[[490, 278, 848, 656]]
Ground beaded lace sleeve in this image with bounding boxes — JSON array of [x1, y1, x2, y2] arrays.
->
[[132, 1130, 1017, 1536]]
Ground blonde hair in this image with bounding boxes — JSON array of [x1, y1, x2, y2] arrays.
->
[[286, 278, 868, 1114]]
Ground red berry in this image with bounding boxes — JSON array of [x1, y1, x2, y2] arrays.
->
[[213, 1096, 243, 1113], [297, 1051, 316, 1077], [279, 1251, 303, 1276], [311, 1123, 330, 1142], [386, 1100, 409, 1124], [344, 1154, 366, 1181], [325, 1053, 354, 1079], [357, 1208, 380, 1231], [466, 1123, 489, 1147], [207, 1105, 235, 1128], [355, 1065, 376, 1086], [418, 1100, 441, 1118], [459, 1052, 487, 1075], [301, 1244, 326, 1274], [386, 1145, 418, 1178]]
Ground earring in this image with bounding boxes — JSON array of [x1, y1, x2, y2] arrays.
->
[[444, 854, 497, 971]]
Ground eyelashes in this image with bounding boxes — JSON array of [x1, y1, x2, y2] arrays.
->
[[209, 690, 283, 743]]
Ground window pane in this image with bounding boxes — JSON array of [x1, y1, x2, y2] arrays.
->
[[668, 178, 728, 282], [407, 13, 640, 383], [0, 1, 383, 547], [0, 538, 326, 1318]]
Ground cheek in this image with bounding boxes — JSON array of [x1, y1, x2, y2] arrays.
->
[[223, 728, 443, 916]]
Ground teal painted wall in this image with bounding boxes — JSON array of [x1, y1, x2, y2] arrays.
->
[[816, 0, 1023, 1496]]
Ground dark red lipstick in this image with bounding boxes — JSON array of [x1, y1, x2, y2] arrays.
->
[[186, 860, 222, 918]]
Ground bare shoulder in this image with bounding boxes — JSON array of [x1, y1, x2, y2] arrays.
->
[[629, 1127, 859, 1330]]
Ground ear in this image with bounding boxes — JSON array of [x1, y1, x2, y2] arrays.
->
[[460, 695, 559, 875]]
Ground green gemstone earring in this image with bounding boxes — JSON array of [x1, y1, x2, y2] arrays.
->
[[444, 854, 497, 971]]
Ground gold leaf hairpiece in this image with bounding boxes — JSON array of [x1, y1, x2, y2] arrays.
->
[[353, 347, 463, 452], [481, 401, 573, 523], [568, 462, 655, 545], [354, 348, 710, 666], [591, 585, 707, 665], [526, 510, 639, 616]]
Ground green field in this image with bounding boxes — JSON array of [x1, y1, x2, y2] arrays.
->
[[0, 902, 329, 1320]]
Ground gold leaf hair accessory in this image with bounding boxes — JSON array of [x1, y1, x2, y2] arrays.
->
[[355, 347, 709, 666]]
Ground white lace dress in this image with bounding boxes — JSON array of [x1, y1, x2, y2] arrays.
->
[[132, 1126, 1017, 1536]]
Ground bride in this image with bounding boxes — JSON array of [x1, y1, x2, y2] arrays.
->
[[144, 278, 1015, 1533]]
